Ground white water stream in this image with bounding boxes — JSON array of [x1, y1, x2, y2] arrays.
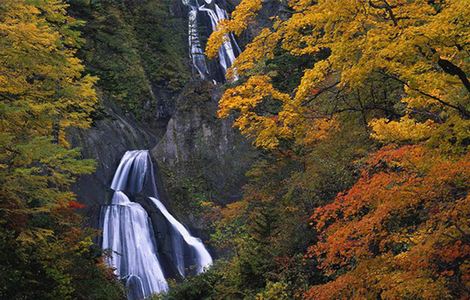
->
[[101, 150, 213, 299]]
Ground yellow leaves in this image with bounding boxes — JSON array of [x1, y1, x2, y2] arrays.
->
[[427, 115, 470, 155], [300, 117, 338, 146], [220, 200, 249, 223], [226, 28, 280, 79], [219, 75, 293, 149], [205, 0, 262, 59], [295, 61, 331, 101], [74, 236, 94, 254], [0, 0, 97, 146], [205, 20, 230, 59], [230, 0, 263, 35], [219, 63, 339, 149], [0, 0, 98, 240], [214, 0, 469, 154], [370, 116, 435, 143], [17, 228, 54, 245]]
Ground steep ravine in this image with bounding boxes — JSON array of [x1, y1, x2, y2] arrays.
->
[[152, 81, 256, 226], [65, 0, 279, 297], [70, 0, 262, 229]]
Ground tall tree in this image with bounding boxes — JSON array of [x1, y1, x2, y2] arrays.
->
[[207, 0, 469, 150], [206, 0, 470, 298], [0, 1, 123, 298]]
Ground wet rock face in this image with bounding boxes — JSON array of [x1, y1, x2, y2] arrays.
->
[[69, 0, 272, 231], [69, 98, 157, 228], [152, 80, 256, 205]]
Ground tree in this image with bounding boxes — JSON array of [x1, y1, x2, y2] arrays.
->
[[207, 0, 469, 150], [0, 1, 123, 298], [306, 146, 469, 299], [205, 0, 470, 298]]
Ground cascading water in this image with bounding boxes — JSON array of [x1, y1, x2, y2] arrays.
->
[[187, 4, 211, 80], [183, 0, 240, 82], [149, 197, 213, 275], [100, 150, 213, 299], [101, 191, 168, 299]]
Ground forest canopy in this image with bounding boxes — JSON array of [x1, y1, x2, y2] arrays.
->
[[179, 0, 470, 299], [0, 0, 468, 299], [0, 1, 123, 298]]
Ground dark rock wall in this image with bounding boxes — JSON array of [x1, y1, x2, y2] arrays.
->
[[151, 81, 257, 230], [68, 0, 280, 234], [69, 98, 157, 227]]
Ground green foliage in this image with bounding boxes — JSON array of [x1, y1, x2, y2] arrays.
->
[[175, 119, 370, 299], [0, 226, 125, 300], [68, 0, 190, 119], [203, 0, 470, 298], [161, 261, 228, 300], [0, 1, 124, 298], [159, 163, 213, 223], [255, 281, 290, 300]]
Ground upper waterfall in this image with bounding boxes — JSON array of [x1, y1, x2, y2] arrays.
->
[[101, 150, 213, 299], [183, 0, 240, 82]]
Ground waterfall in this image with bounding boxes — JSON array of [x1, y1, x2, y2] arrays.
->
[[101, 191, 168, 299], [183, 0, 240, 82], [149, 197, 213, 275], [110, 150, 150, 194], [101, 150, 213, 299], [188, 5, 211, 80]]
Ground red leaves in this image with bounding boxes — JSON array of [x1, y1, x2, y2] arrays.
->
[[305, 146, 470, 299], [68, 201, 86, 209], [310, 88, 320, 96]]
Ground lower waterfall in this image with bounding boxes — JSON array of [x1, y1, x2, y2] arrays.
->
[[102, 191, 168, 298], [100, 150, 213, 299], [149, 197, 213, 275]]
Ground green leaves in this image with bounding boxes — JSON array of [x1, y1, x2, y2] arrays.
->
[[0, 1, 122, 298]]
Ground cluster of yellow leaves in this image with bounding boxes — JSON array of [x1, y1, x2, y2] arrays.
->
[[0, 0, 97, 147], [218, 75, 291, 149], [219, 75, 336, 148], [0, 0, 97, 230], [225, 28, 281, 80], [370, 116, 435, 143], [206, 0, 263, 59], [207, 0, 470, 297], [207, 0, 470, 150]]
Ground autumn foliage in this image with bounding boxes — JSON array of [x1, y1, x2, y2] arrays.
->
[[0, 1, 122, 298], [306, 146, 469, 299], [203, 0, 470, 299]]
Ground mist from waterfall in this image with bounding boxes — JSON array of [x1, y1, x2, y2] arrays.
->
[[100, 150, 213, 299], [183, 0, 240, 81]]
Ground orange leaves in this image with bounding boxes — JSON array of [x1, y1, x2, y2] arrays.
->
[[68, 200, 86, 209], [207, 0, 470, 296], [306, 146, 470, 299]]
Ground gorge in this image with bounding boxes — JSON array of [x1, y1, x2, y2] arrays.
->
[[88, 1, 242, 298], [3, 0, 467, 299]]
